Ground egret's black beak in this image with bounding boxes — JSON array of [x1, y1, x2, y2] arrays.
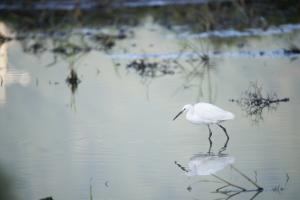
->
[[173, 109, 185, 121]]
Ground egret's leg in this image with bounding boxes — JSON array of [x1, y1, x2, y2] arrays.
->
[[218, 124, 230, 144], [207, 125, 212, 153], [218, 139, 229, 155]]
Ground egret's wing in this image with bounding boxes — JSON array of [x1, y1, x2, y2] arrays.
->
[[194, 103, 234, 122]]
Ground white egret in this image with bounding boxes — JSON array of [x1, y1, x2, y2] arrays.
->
[[173, 102, 234, 143]]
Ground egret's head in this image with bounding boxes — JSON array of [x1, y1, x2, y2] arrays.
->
[[182, 104, 193, 111], [173, 104, 192, 121]]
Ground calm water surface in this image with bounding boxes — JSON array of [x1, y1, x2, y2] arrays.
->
[[0, 19, 300, 200]]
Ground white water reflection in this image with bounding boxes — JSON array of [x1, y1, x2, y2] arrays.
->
[[0, 22, 30, 105], [186, 152, 234, 176]]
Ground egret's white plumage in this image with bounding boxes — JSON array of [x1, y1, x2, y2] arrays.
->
[[173, 102, 234, 142], [184, 103, 234, 124], [173, 102, 234, 124]]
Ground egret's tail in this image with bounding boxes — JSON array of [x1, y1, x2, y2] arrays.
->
[[225, 112, 235, 120]]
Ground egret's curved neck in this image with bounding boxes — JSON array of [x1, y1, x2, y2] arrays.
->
[[186, 106, 194, 116]]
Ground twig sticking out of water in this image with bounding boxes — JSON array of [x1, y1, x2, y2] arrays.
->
[[230, 82, 289, 123]]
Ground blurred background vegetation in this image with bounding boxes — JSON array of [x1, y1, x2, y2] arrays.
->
[[0, 0, 299, 33]]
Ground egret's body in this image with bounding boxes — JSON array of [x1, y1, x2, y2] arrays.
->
[[185, 103, 234, 124], [173, 102, 234, 146]]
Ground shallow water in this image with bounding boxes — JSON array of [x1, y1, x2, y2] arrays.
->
[[0, 15, 300, 200]]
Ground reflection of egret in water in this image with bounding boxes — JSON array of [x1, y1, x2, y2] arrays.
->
[[0, 22, 30, 105], [175, 142, 265, 200], [173, 41, 217, 102], [175, 140, 233, 177], [185, 152, 235, 177], [230, 82, 289, 124]]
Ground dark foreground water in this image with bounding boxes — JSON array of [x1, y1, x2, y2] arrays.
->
[[0, 4, 300, 200]]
